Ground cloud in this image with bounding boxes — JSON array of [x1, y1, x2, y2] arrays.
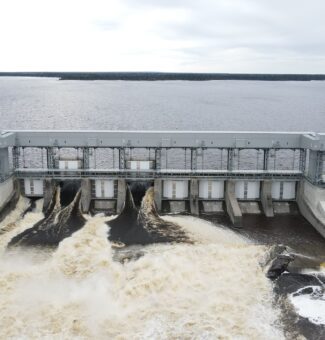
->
[[0, 0, 324, 72]]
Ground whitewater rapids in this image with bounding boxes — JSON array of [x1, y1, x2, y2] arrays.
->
[[0, 202, 284, 339]]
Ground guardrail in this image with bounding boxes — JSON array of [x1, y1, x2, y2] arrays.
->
[[14, 168, 303, 180]]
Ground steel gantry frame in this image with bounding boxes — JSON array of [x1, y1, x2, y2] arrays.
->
[[0, 130, 324, 185]]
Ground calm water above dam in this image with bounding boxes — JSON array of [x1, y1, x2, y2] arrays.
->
[[0, 77, 325, 339], [0, 77, 325, 131]]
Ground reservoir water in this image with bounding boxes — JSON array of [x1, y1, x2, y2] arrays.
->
[[0, 77, 324, 339]]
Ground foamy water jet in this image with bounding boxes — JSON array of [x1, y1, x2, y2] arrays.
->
[[0, 204, 284, 339]]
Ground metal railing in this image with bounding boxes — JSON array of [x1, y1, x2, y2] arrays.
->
[[14, 168, 304, 181]]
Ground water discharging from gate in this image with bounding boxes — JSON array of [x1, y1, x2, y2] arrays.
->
[[0, 192, 286, 339]]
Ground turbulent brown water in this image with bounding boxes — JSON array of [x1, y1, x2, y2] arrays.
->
[[0, 199, 285, 339]]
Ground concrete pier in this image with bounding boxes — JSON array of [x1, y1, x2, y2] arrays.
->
[[116, 179, 126, 214], [297, 180, 325, 238], [190, 179, 199, 216], [0, 178, 19, 223], [154, 179, 162, 212], [261, 180, 274, 217], [81, 179, 92, 213], [225, 180, 242, 225]]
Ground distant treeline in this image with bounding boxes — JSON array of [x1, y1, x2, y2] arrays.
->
[[1, 72, 325, 81]]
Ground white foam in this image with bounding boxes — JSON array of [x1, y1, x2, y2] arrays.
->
[[0, 213, 284, 339], [290, 286, 325, 325]]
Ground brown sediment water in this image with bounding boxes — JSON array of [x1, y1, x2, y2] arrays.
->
[[0, 203, 285, 339]]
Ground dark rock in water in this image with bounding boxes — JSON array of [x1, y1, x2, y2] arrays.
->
[[114, 250, 145, 263], [266, 254, 295, 280], [292, 286, 314, 297], [7, 186, 86, 247], [107, 186, 190, 246], [274, 272, 325, 295]]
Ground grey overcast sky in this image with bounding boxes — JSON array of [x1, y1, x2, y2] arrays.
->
[[1, 0, 325, 73]]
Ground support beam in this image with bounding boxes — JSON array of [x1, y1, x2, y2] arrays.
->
[[155, 148, 162, 170], [12, 146, 20, 169], [225, 180, 242, 226], [261, 180, 274, 217], [46, 147, 55, 169], [263, 149, 269, 170], [81, 179, 91, 213], [227, 148, 234, 171], [116, 179, 126, 213], [83, 148, 90, 169], [119, 148, 125, 170], [191, 148, 197, 170], [190, 178, 199, 215], [307, 150, 324, 184], [154, 179, 162, 212]]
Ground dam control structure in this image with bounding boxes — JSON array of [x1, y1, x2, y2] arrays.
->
[[0, 130, 324, 237]]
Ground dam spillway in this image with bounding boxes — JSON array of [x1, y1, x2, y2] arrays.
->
[[0, 130, 324, 236]]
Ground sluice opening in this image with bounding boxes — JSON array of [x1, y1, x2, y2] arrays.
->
[[59, 180, 81, 207], [128, 181, 153, 207]]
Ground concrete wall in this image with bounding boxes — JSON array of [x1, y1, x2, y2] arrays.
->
[[297, 180, 325, 238], [0, 148, 10, 175], [0, 178, 14, 207]]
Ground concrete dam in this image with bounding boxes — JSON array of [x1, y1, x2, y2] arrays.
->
[[0, 130, 324, 237]]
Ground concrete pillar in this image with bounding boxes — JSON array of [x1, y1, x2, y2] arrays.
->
[[154, 179, 162, 212], [0, 178, 20, 223], [42, 179, 56, 213], [116, 179, 126, 214], [261, 180, 274, 217], [81, 179, 91, 213], [190, 178, 199, 215], [225, 180, 242, 226]]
